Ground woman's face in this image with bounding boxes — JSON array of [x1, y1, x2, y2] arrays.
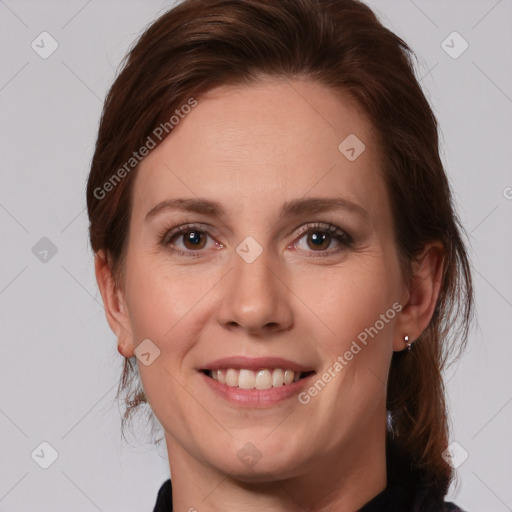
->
[[116, 79, 409, 480]]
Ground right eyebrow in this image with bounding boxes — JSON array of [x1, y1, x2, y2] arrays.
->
[[145, 198, 224, 221]]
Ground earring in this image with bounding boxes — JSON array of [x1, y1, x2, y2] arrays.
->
[[404, 335, 412, 351]]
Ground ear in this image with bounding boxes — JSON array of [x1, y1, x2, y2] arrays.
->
[[393, 241, 445, 352], [94, 250, 135, 358]]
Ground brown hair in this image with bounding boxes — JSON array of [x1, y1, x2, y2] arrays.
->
[[86, 0, 474, 498]]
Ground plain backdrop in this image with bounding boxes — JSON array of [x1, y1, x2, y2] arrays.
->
[[1, 0, 511, 510]]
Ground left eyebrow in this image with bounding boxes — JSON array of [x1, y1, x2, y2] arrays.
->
[[280, 197, 370, 222], [145, 196, 370, 222]]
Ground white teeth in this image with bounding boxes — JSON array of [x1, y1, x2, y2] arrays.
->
[[272, 368, 284, 387], [284, 369, 295, 385], [225, 368, 238, 387], [239, 369, 255, 389], [216, 369, 225, 385], [255, 369, 272, 389], [209, 368, 304, 389]]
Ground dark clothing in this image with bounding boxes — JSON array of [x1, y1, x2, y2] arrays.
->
[[152, 440, 466, 511], [153, 479, 172, 512], [358, 438, 466, 512]]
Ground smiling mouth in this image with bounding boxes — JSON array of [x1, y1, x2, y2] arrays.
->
[[201, 368, 315, 390]]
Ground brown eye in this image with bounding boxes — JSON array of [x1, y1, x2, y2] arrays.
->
[[160, 223, 223, 259], [292, 223, 353, 256], [306, 231, 332, 251], [181, 230, 207, 250]]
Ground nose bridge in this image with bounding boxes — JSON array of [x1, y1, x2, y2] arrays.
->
[[216, 239, 293, 334]]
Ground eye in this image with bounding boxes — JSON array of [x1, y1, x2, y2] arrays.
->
[[291, 222, 353, 256], [159, 223, 223, 258], [159, 221, 352, 259]]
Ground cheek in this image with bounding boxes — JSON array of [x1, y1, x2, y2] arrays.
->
[[308, 265, 397, 392], [124, 252, 207, 341], [123, 260, 209, 425], [304, 260, 396, 344]]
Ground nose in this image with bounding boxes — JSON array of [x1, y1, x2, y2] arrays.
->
[[215, 245, 294, 336]]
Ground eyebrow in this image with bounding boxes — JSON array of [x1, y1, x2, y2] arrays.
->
[[145, 196, 370, 222]]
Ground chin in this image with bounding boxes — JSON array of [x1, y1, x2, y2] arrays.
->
[[205, 442, 308, 482]]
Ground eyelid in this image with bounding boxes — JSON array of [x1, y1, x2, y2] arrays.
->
[[293, 222, 345, 238], [161, 221, 222, 244]]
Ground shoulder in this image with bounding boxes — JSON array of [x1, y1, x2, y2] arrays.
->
[[418, 495, 468, 512], [383, 438, 469, 512], [152, 478, 172, 512], [441, 502, 468, 512]]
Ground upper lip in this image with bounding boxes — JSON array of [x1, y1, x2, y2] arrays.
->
[[200, 356, 315, 372]]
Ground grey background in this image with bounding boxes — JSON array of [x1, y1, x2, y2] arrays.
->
[[1, 0, 511, 510]]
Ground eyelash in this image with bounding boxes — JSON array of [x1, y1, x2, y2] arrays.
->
[[158, 221, 353, 259]]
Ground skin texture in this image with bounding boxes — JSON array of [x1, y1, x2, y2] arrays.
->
[[95, 78, 444, 511]]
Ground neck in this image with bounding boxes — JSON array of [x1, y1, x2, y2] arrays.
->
[[165, 425, 387, 512]]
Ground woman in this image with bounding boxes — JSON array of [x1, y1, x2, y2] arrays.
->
[[86, 0, 474, 510]]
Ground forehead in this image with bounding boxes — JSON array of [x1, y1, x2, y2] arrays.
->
[[132, 79, 386, 224]]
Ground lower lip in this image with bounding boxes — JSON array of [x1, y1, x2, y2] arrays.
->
[[200, 371, 314, 407]]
